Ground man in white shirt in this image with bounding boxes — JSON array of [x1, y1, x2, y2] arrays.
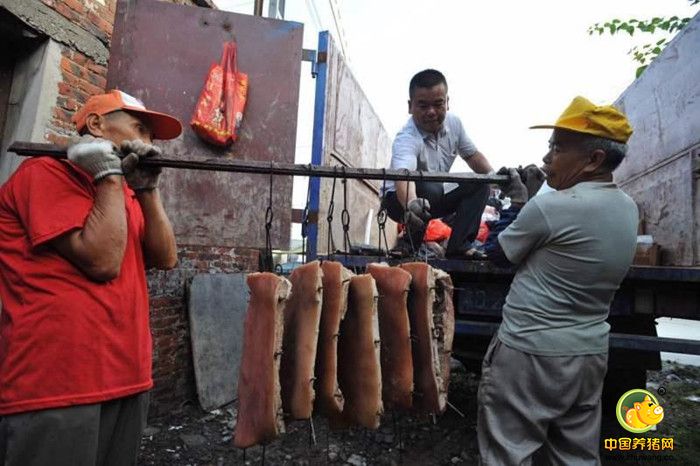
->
[[381, 69, 494, 258]]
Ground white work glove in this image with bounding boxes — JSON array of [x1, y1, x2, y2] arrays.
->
[[497, 167, 529, 205], [407, 197, 431, 222], [67, 135, 122, 181], [119, 140, 163, 192]]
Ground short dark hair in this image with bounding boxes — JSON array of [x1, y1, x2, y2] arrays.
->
[[409, 69, 448, 99], [581, 135, 628, 171]]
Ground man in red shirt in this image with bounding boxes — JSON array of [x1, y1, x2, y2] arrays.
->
[[0, 90, 181, 465]]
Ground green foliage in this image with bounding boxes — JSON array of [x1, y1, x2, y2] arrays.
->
[[588, 0, 699, 77]]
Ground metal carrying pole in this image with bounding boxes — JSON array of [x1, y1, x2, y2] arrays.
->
[[9, 142, 510, 185]]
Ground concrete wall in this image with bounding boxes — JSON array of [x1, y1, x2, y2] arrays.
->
[[0, 40, 61, 183], [614, 12, 700, 266]]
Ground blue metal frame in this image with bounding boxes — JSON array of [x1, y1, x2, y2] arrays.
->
[[307, 31, 329, 261]]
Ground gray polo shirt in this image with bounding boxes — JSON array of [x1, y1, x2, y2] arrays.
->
[[383, 113, 478, 195], [497, 182, 639, 356]]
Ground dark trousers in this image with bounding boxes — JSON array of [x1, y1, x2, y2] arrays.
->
[[382, 181, 489, 255], [0, 391, 149, 466]]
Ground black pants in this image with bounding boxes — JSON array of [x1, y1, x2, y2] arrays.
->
[[382, 181, 489, 255], [0, 391, 150, 466]]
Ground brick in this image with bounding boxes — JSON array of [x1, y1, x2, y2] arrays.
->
[[63, 0, 85, 16], [100, 7, 115, 26], [57, 95, 80, 112], [59, 70, 80, 87], [53, 2, 82, 24], [87, 62, 108, 77], [45, 132, 71, 146], [77, 78, 105, 96], [66, 50, 88, 66], [57, 82, 90, 105], [86, 71, 107, 89], [87, 12, 114, 37], [60, 56, 81, 78], [150, 296, 180, 308], [50, 118, 75, 132], [50, 119, 74, 131], [53, 106, 74, 122], [57, 81, 73, 96]]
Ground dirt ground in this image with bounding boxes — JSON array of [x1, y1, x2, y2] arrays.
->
[[138, 361, 699, 466]]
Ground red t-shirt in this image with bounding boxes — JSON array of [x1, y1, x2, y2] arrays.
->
[[0, 157, 152, 415]]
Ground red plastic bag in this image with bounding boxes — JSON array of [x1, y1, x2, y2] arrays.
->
[[397, 218, 452, 243], [191, 42, 249, 146], [424, 219, 452, 242], [476, 221, 490, 244]]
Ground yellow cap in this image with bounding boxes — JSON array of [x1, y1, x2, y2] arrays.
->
[[530, 96, 633, 143]]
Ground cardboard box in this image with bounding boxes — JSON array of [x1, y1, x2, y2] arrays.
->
[[634, 243, 661, 266]]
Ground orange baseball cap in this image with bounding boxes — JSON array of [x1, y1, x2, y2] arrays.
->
[[72, 89, 182, 140], [530, 96, 633, 143]]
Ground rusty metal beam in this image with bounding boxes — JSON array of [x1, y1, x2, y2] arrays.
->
[[9, 141, 510, 185]]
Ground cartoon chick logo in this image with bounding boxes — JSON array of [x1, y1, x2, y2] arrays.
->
[[616, 389, 665, 433]]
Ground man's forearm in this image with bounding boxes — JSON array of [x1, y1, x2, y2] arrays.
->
[[52, 176, 127, 281], [466, 151, 494, 174], [395, 180, 417, 209], [136, 189, 177, 269]]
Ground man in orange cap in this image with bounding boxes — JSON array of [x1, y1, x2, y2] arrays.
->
[[0, 90, 181, 465], [478, 97, 639, 465]]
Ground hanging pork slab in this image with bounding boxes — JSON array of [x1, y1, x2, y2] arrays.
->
[[399, 262, 446, 414], [337, 274, 383, 429], [433, 268, 455, 391], [366, 263, 414, 411], [234, 272, 291, 448], [314, 261, 353, 427], [280, 260, 324, 420]]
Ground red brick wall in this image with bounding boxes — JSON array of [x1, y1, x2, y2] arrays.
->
[[48, 49, 109, 145], [147, 246, 259, 417], [35, 0, 257, 416], [43, 0, 114, 145], [41, 0, 115, 45]]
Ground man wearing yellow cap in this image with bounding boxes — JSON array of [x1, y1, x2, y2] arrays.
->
[[0, 90, 181, 465], [478, 97, 639, 465]]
